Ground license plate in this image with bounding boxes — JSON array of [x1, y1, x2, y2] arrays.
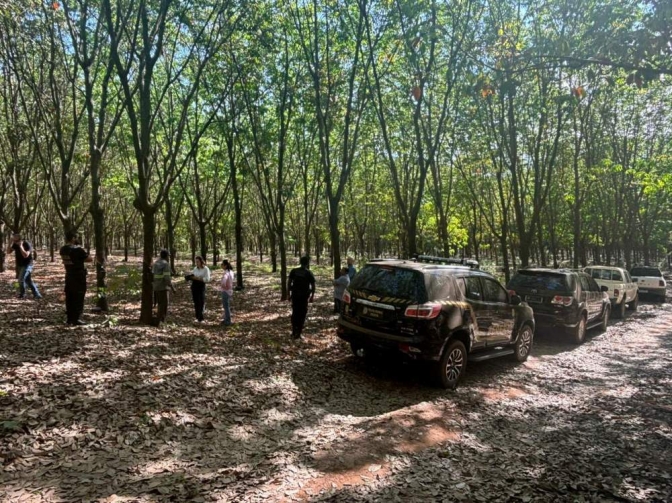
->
[[526, 295, 543, 303], [362, 306, 384, 319], [639, 289, 648, 293]]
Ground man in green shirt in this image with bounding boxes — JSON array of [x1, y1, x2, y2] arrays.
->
[[152, 249, 174, 324]]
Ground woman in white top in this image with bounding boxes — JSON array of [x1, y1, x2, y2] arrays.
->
[[220, 259, 234, 326], [187, 255, 211, 323]]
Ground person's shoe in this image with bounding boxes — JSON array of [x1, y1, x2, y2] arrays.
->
[[34, 295, 43, 300], [16, 294, 25, 299], [72, 320, 87, 326]]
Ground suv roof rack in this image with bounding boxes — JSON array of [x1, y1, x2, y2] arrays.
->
[[414, 255, 479, 269]]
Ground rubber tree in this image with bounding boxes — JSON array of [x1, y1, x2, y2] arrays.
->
[[102, 0, 241, 323], [290, 0, 370, 277]]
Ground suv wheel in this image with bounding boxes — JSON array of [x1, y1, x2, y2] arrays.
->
[[512, 324, 533, 362], [435, 340, 467, 389], [600, 305, 610, 332], [627, 294, 638, 311], [572, 315, 587, 345], [615, 298, 626, 319], [350, 342, 365, 358]]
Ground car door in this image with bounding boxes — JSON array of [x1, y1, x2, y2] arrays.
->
[[460, 276, 488, 348], [479, 277, 515, 345], [586, 274, 604, 321], [623, 270, 636, 301]]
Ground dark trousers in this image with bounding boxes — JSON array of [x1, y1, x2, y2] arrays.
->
[[191, 282, 206, 321], [155, 290, 169, 322], [334, 299, 342, 313], [291, 297, 309, 336], [65, 289, 85, 323]]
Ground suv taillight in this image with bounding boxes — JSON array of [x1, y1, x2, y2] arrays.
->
[[342, 289, 351, 304], [614, 289, 619, 297], [551, 296, 573, 307], [404, 302, 442, 319], [660, 280, 665, 287]]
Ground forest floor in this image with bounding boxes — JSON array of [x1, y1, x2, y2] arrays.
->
[[1, 255, 671, 502]]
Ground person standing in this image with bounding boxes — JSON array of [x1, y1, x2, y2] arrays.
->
[[152, 249, 175, 324], [347, 256, 357, 280], [333, 266, 350, 313], [60, 231, 93, 325], [220, 259, 234, 326], [186, 256, 211, 323], [287, 255, 315, 339], [6, 232, 42, 300]]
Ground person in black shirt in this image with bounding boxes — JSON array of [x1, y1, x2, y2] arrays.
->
[[287, 255, 316, 339], [60, 231, 93, 326], [6, 232, 42, 300]]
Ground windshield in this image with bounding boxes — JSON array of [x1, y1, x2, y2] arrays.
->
[[350, 265, 427, 302], [630, 267, 662, 277], [508, 271, 572, 293]]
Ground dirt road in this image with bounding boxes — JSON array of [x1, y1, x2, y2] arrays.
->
[[1, 262, 671, 502]]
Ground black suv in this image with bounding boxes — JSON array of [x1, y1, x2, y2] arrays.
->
[[507, 268, 610, 344], [336, 256, 535, 389]]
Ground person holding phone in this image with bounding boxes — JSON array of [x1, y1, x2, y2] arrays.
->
[[6, 232, 42, 300]]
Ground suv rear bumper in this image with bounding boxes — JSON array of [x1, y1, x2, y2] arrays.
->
[[336, 319, 441, 361], [636, 286, 665, 297], [533, 311, 580, 330]]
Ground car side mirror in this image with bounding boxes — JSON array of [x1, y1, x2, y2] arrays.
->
[[510, 294, 522, 305], [601, 285, 609, 292]]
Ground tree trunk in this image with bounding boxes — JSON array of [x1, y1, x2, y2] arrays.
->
[[90, 149, 109, 312], [199, 221, 208, 263], [165, 197, 177, 275], [140, 211, 156, 324], [0, 224, 5, 273], [328, 202, 341, 277], [231, 140, 244, 290], [269, 232, 277, 273]]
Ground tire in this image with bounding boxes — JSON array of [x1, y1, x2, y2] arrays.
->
[[659, 294, 666, 303], [512, 324, 533, 362], [615, 298, 626, 319], [627, 294, 638, 311], [350, 342, 365, 358], [572, 315, 587, 345], [434, 340, 467, 389], [600, 305, 610, 332]]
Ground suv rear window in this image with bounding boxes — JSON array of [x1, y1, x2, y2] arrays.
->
[[508, 271, 572, 292], [351, 265, 427, 302], [587, 268, 623, 281], [630, 267, 662, 277]]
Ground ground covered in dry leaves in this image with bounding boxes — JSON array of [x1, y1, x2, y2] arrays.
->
[[1, 256, 671, 502]]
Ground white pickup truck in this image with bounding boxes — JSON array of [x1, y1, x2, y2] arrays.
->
[[630, 266, 667, 302], [584, 266, 638, 318]]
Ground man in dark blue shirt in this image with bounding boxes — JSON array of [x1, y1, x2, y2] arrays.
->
[[288, 255, 315, 339], [6, 232, 41, 300]]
